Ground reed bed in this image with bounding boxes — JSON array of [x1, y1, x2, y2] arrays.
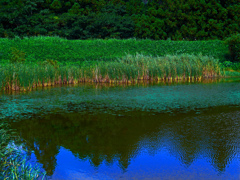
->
[[0, 53, 224, 92]]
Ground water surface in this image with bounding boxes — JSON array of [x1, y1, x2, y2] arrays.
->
[[1, 78, 240, 179]]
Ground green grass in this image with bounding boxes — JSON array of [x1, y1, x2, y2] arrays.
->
[[223, 70, 240, 77], [0, 35, 239, 91], [0, 35, 231, 65]]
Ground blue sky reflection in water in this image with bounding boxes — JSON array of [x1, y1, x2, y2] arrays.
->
[[1, 78, 240, 179]]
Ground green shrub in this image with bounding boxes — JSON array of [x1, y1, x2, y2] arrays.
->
[[220, 61, 240, 71], [224, 34, 240, 62]]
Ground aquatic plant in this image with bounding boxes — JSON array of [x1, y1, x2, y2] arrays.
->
[[0, 53, 225, 92], [0, 122, 46, 179]]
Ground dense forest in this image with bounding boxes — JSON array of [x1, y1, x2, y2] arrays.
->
[[0, 0, 240, 41]]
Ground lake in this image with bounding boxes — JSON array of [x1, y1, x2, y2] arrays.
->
[[1, 78, 240, 179]]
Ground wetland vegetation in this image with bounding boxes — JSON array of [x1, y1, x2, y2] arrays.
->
[[0, 34, 240, 179], [0, 35, 240, 92], [1, 0, 240, 178], [0, 121, 46, 180]]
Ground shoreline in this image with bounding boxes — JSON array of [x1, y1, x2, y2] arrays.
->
[[0, 75, 232, 92]]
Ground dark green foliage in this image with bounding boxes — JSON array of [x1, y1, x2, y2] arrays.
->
[[61, 7, 135, 40], [125, 0, 146, 16], [62, 13, 96, 40], [68, 2, 82, 15], [224, 34, 240, 62], [0, 0, 47, 38], [220, 61, 240, 70], [100, 3, 128, 16], [90, 12, 135, 39], [0, 0, 239, 41], [132, 0, 240, 41], [0, 0, 44, 26], [131, 13, 167, 40], [50, 0, 62, 10]]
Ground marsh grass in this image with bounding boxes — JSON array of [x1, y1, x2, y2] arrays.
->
[[0, 122, 46, 179], [0, 35, 230, 65], [0, 53, 224, 92]]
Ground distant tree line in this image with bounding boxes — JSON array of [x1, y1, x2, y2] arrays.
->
[[0, 0, 239, 41]]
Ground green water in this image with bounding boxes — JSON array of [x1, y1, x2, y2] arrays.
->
[[1, 78, 240, 179]]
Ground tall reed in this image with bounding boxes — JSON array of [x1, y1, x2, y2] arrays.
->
[[0, 53, 224, 92]]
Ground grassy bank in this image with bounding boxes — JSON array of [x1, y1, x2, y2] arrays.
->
[[1, 35, 240, 92], [0, 52, 224, 92], [0, 35, 231, 65]]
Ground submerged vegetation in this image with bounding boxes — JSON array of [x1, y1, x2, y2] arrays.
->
[[0, 52, 224, 92], [0, 122, 46, 179]]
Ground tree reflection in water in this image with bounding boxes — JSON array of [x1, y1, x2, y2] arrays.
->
[[11, 105, 240, 176]]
